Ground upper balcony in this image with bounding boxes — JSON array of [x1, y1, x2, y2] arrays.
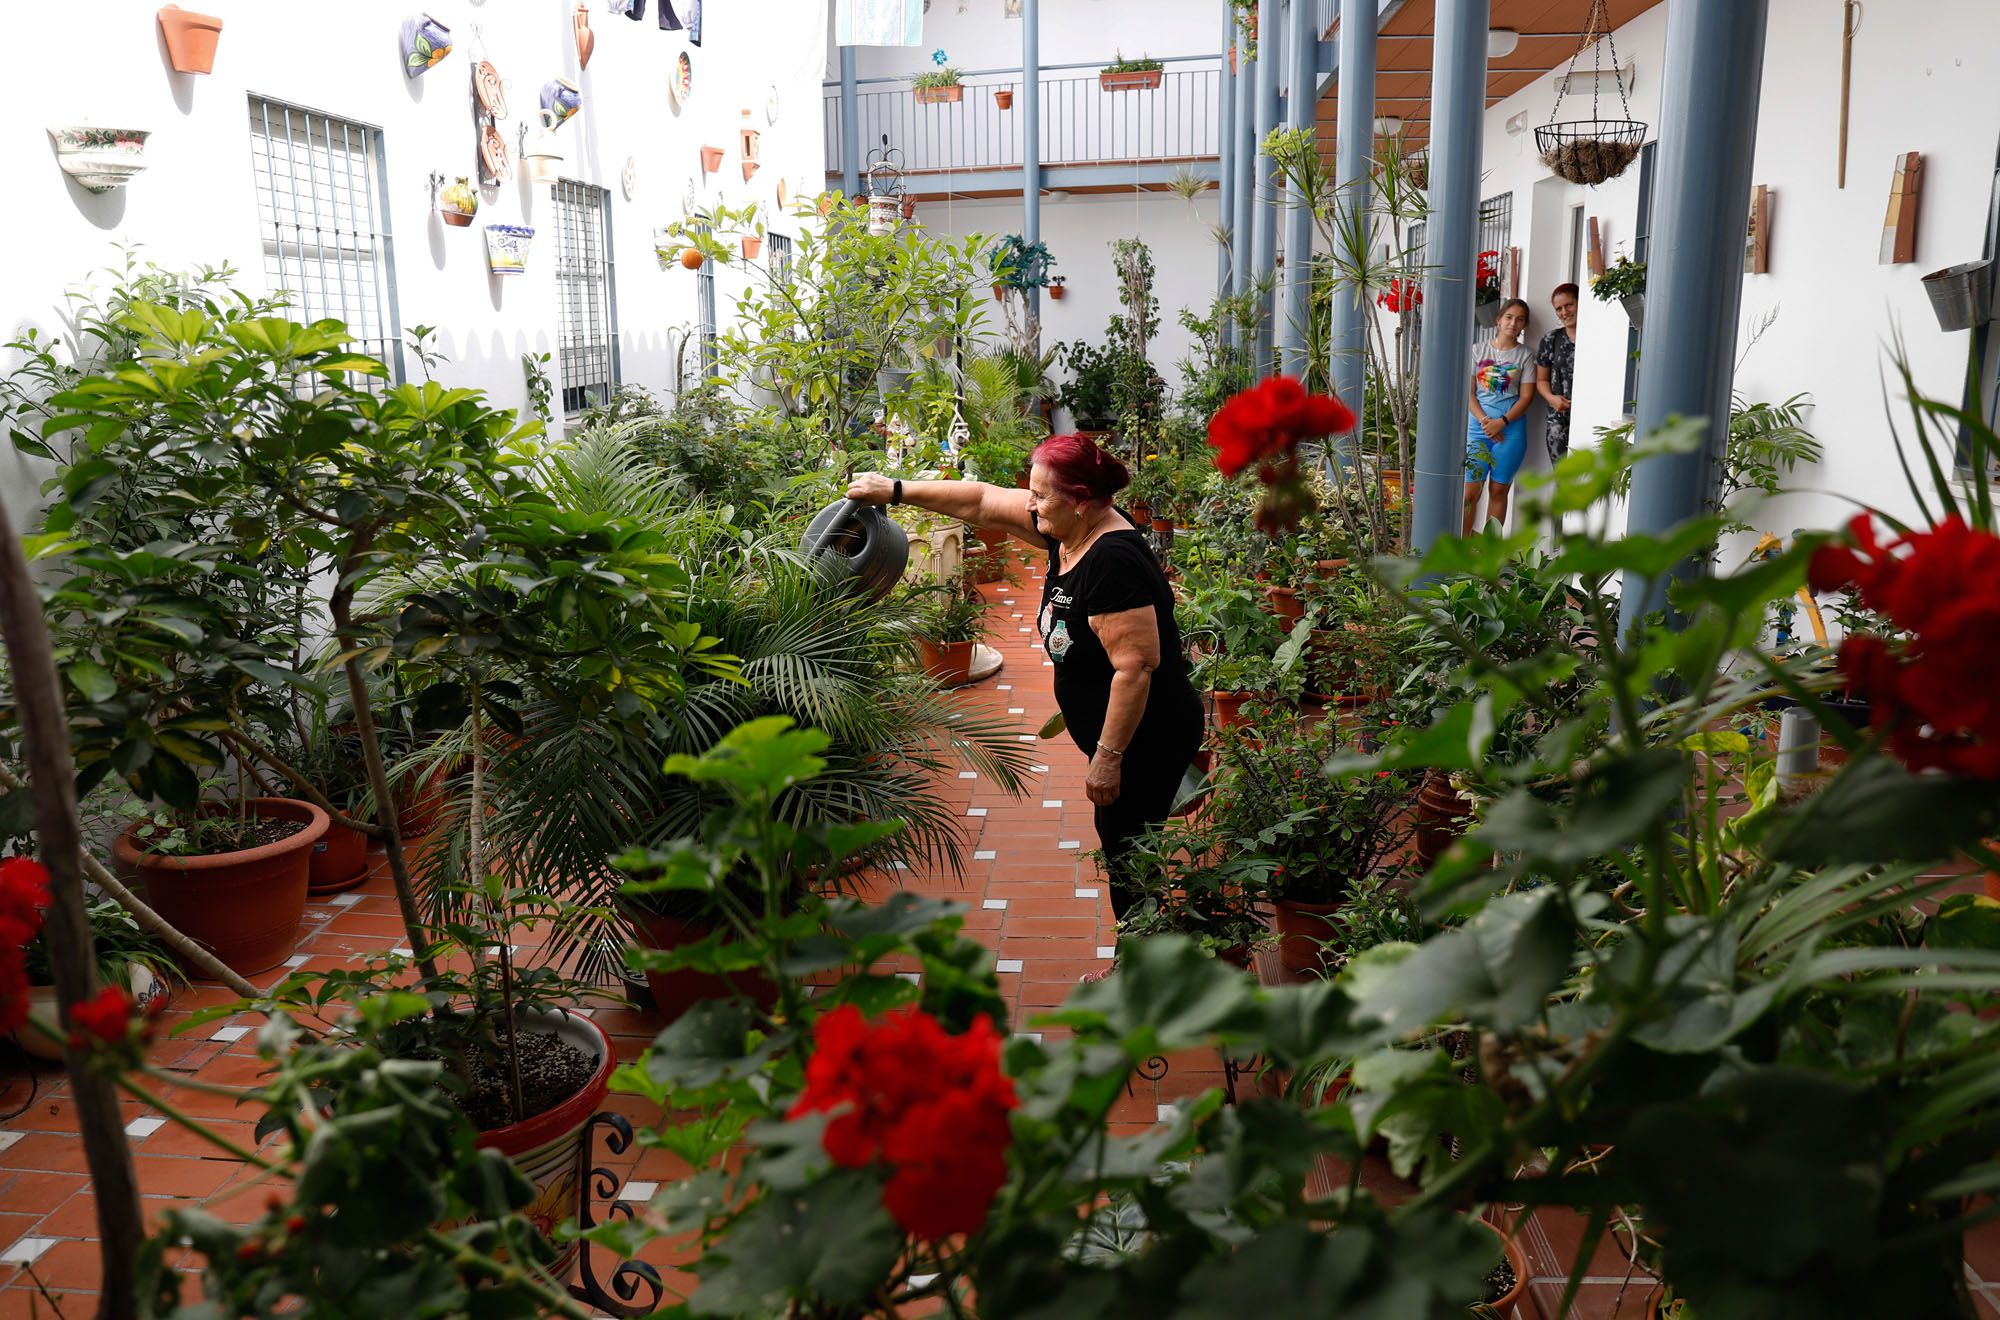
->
[[823, 56, 1225, 201]]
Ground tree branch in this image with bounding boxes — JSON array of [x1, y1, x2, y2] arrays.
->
[[222, 728, 384, 837]]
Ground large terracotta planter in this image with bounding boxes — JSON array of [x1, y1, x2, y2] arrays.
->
[[307, 821, 371, 895], [158, 5, 224, 73], [1274, 897, 1343, 977], [914, 84, 964, 105], [628, 911, 779, 1023], [1210, 690, 1274, 731], [472, 1010, 613, 1281], [1477, 1217, 1531, 1316], [919, 637, 978, 688], [117, 798, 325, 975], [1264, 585, 1305, 624], [1413, 772, 1473, 873], [1100, 69, 1164, 92]]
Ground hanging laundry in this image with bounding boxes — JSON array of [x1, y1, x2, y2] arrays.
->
[[835, 0, 922, 46]]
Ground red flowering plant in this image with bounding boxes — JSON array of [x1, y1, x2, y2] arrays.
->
[[1206, 375, 1356, 534], [0, 856, 51, 1036]]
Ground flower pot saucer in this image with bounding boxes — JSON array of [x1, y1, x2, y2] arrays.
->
[[967, 643, 1003, 683]]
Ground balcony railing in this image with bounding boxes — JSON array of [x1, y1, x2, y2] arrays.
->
[[824, 56, 1223, 180]]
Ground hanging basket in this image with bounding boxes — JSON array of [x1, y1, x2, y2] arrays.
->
[[1535, 0, 1646, 187], [1535, 121, 1646, 186]]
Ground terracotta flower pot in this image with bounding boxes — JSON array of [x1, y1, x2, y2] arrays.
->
[[1049, 282, 1066, 300], [1129, 501, 1154, 525], [741, 235, 762, 259], [914, 84, 964, 105], [116, 798, 325, 975], [1414, 772, 1474, 873], [158, 5, 224, 74], [1274, 897, 1343, 977], [1210, 690, 1273, 731], [471, 1010, 614, 1281], [700, 144, 724, 173], [994, 89, 1014, 110], [1265, 585, 1306, 624], [1099, 69, 1164, 92], [307, 820, 371, 895], [1477, 1217, 1532, 1316], [628, 911, 779, 1023], [919, 637, 978, 688], [1313, 557, 1351, 576]]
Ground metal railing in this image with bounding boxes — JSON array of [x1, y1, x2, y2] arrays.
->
[[824, 56, 1222, 179]]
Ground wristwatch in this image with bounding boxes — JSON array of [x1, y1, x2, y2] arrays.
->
[[891, 479, 903, 505]]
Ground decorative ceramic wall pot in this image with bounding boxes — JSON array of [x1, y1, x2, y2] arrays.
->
[[700, 144, 724, 173], [741, 235, 763, 259], [741, 159, 760, 182], [573, 3, 595, 69], [400, 12, 452, 78], [522, 117, 565, 183], [49, 125, 151, 193], [668, 50, 692, 108], [438, 175, 479, 226], [540, 78, 582, 128], [158, 6, 224, 74], [484, 224, 535, 277]]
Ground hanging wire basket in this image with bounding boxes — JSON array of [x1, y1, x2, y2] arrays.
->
[[1535, 0, 1646, 186]]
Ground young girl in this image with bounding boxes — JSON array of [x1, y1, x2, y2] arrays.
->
[[1463, 298, 1533, 535]]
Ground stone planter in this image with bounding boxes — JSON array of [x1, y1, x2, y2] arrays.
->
[[49, 125, 150, 193]]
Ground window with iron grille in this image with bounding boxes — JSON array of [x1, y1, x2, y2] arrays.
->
[[696, 226, 719, 378], [1475, 192, 1514, 341], [552, 180, 620, 415], [768, 233, 795, 284], [1624, 142, 1659, 415], [246, 96, 403, 384]]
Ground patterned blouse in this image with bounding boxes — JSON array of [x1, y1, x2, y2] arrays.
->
[[1535, 327, 1576, 462]]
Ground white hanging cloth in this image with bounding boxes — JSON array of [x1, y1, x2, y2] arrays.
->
[[836, 0, 923, 46]]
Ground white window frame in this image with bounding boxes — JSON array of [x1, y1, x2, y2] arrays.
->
[[551, 179, 620, 415]]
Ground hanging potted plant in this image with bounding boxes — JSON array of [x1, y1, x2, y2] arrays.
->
[[988, 234, 1055, 300], [994, 86, 1015, 110], [483, 223, 535, 277], [1591, 253, 1647, 327], [700, 143, 724, 173], [1534, 0, 1646, 186], [1048, 274, 1068, 301], [1474, 249, 1503, 327], [741, 232, 763, 260], [158, 5, 224, 74], [911, 68, 964, 105], [437, 175, 479, 226], [1099, 52, 1165, 92]]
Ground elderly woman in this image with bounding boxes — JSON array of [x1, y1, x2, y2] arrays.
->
[[845, 435, 1204, 943]]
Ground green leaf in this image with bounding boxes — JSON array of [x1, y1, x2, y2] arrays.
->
[[688, 1169, 901, 1317], [1037, 935, 1263, 1057], [1774, 759, 2000, 867], [65, 659, 118, 704]]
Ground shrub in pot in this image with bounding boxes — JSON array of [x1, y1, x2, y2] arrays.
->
[[1108, 817, 1270, 967], [914, 568, 987, 688], [15, 895, 178, 1061]]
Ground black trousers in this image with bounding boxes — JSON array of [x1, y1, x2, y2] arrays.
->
[[1088, 717, 1202, 923]]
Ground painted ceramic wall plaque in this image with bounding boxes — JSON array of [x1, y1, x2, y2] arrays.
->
[[1880, 151, 1922, 265], [401, 12, 452, 78]]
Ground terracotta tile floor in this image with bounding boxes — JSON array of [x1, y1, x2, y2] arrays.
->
[[0, 557, 1994, 1316]]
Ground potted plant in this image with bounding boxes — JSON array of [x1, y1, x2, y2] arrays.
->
[[1100, 52, 1165, 92], [994, 86, 1015, 110], [158, 5, 224, 74], [437, 175, 479, 226], [618, 881, 781, 1022], [700, 143, 725, 173], [1591, 253, 1647, 327], [912, 68, 964, 105], [989, 234, 1054, 298], [1112, 818, 1271, 968], [1048, 274, 1067, 301], [914, 569, 987, 688], [15, 896, 178, 1062], [1474, 249, 1503, 327], [112, 792, 328, 975]]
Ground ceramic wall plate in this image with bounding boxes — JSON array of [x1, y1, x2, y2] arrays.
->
[[480, 121, 510, 181], [621, 156, 639, 200], [766, 84, 780, 124], [668, 50, 692, 107], [474, 59, 507, 117]]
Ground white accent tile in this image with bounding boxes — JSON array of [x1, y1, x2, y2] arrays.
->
[[124, 1116, 167, 1138], [209, 1026, 251, 1042], [895, 972, 922, 985], [1043, 799, 1064, 809], [1096, 946, 1117, 959], [973, 849, 997, 861], [982, 899, 1009, 910], [966, 807, 988, 817], [1010, 613, 1023, 619], [1018, 627, 1031, 633], [995, 959, 1024, 973], [571, 1007, 595, 1018], [1030, 764, 1049, 773], [1058, 840, 1081, 850], [1008, 707, 1027, 715], [283, 954, 311, 968], [1018, 734, 1039, 742], [621, 1180, 659, 1202], [327, 893, 364, 908], [1012, 1031, 1044, 1044], [1075, 886, 1100, 898], [911, 1273, 940, 1289], [890, 861, 909, 871], [997, 684, 1012, 691], [0, 1132, 22, 1154], [1156, 1104, 1177, 1122], [1043, 661, 1054, 667], [958, 771, 978, 780], [0, 1237, 57, 1267]]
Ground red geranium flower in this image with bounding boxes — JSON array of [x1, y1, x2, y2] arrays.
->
[[1208, 377, 1355, 532], [0, 858, 51, 1036], [789, 1005, 1017, 1241], [67, 985, 138, 1050]]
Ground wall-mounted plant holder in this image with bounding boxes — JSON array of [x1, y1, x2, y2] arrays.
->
[[49, 125, 151, 193], [740, 113, 763, 164], [540, 78, 582, 128], [1744, 184, 1772, 274], [700, 144, 724, 174], [485, 224, 535, 277], [573, 2, 595, 69], [436, 173, 479, 226], [521, 117, 564, 184], [994, 88, 1014, 110], [776, 179, 790, 211], [742, 159, 761, 183], [1048, 275, 1067, 301], [400, 12, 452, 78], [158, 6, 224, 74], [1921, 260, 1994, 333], [741, 235, 763, 260]]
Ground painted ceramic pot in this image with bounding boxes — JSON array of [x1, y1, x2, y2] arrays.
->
[[572, 2, 594, 69], [484, 224, 535, 277], [400, 12, 452, 79], [48, 126, 151, 193], [439, 175, 478, 226], [540, 77, 582, 127]]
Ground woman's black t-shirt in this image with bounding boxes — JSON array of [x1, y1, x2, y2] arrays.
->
[[1037, 528, 1203, 757]]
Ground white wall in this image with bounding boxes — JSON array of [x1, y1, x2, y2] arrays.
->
[[839, 0, 1221, 80], [1471, 0, 2000, 531], [0, 0, 830, 530], [918, 190, 1223, 388]]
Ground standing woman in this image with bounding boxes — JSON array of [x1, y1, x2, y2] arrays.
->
[[844, 436, 1204, 953], [1535, 283, 1580, 466], [1463, 298, 1535, 535]]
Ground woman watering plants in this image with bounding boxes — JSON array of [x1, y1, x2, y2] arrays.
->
[[846, 436, 1203, 977]]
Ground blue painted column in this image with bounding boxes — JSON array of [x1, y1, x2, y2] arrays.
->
[[1331, 0, 1375, 411], [1218, 2, 1238, 305], [1023, 0, 1042, 322], [1619, 0, 1771, 634], [1230, 37, 1254, 300], [1279, 0, 1317, 377], [839, 46, 860, 200], [1250, 0, 1282, 372], [1409, 0, 1488, 552]]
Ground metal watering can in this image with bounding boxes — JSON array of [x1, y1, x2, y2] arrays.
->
[[800, 499, 909, 603]]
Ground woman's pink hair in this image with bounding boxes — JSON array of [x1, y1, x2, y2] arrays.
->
[[1030, 434, 1130, 505]]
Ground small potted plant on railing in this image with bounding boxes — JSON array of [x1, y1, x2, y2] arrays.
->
[[1100, 51, 1164, 92], [994, 85, 1015, 110], [1591, 253, 1647, 327], [988, 234, 1054, 302], [912, 67, 964, 105]]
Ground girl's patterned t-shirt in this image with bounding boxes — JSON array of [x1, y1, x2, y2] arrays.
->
[[1472, 336, 1532, 411]]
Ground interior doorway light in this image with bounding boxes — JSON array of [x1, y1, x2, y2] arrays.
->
[[1487, 28, 1520, 58]]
